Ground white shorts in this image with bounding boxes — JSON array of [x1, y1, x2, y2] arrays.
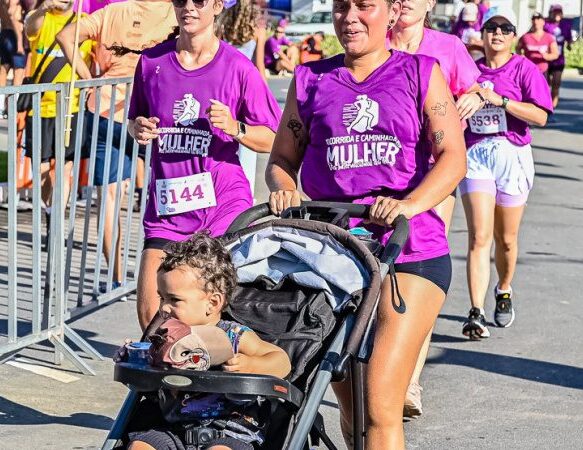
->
[[463, 137, 534, 197]]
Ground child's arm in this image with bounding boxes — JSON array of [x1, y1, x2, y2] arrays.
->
[[223, 332, 291, 379]]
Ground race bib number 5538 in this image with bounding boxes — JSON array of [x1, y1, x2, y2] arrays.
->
[[155, 173, 217, 216], [469, 106, 508, 134]]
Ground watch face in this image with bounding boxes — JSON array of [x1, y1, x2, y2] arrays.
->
[[239, 122, 247, 134]]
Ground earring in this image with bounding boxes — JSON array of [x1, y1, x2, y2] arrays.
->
[[387, 19, 395, 30]]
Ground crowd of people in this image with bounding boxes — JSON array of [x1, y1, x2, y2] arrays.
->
[[0, 0, 574, 448]]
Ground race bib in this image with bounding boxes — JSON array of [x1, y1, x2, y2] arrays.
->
[[155, 173, 217, 216], [469, 107, 508, 134]]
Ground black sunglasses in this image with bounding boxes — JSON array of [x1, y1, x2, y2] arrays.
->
[[483, 22, 516, 35], [172, 0, 209, 8]]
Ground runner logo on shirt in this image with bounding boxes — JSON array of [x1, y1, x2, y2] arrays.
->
[[343, 95, 379, 133], [173, 94, 200, 126], [325, 95, 401, 171], [157, 94, 213, 156]]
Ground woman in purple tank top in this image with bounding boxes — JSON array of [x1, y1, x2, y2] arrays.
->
[[266, 0, 466, 447]]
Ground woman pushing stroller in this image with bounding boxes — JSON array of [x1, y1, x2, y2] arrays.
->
[[267, 0, 466, 448]]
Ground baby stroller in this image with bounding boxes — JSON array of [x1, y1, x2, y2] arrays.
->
[[103, 201, 409, 450]]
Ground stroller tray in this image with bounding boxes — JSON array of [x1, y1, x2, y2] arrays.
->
[[114, 363, 304, 407]]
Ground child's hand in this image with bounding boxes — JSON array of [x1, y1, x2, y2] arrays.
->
[[223, 354, 256, 374], [113, 338, 132, 363]]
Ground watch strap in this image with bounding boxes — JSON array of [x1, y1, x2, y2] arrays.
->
[[234, 121, 246, 140]]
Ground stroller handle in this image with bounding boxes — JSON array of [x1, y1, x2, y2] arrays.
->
[[225, 201, 371, 234], [379, 214, 409, 266]]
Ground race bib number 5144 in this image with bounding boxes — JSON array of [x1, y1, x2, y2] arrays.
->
[[155, 173, 217, 216], [469, 106, 508, 134]]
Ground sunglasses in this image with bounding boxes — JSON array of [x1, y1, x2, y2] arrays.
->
[[483, 22, 516, 35], [172, 0, 209, 8]]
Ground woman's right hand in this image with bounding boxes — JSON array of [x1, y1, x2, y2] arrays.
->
[[131, 116, 160, 145], [269, 190, 301, 216]]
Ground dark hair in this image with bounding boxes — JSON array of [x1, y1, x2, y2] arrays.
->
[[158, 232, 237, 303], [107, 27, 180, 56], [424, 11, 432, 28]]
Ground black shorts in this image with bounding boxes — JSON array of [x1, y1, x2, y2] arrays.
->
[[548, 64, 565, 74], [144, 237, 175, 251], [394, 254, 452, 294], [128, 428, 253, 450], [24, 113, 80, 164]]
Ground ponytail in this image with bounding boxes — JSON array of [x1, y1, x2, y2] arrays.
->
[[107, 26, 180, 57]]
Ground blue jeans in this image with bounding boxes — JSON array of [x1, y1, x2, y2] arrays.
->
[[85, 111, 133, 186]]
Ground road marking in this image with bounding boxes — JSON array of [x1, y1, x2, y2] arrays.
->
[[6, 357, 80, 383]]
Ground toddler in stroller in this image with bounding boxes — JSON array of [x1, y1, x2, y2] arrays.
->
[[123, 233, 291, 450], [107, 201, 409, 450]]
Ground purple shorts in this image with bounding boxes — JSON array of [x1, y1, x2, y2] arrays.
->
[[459, 178, 529, 207]]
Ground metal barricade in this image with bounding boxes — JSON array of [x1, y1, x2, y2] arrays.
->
[[0, 77, 150, 375]]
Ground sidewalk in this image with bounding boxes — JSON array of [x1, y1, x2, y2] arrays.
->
[[1, 78, 582, 449]]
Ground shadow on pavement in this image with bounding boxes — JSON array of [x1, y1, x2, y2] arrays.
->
[[427, 347, 583, 390], [437, 314, 467, 324], [0, 396, 113, 429], [532, 144, 583, 157], [535, 172, 581, 182], [430, 333, 468, 344]]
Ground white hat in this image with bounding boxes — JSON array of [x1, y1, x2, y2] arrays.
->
[[481, 5, 517, 28], [462, 3, 479, 22]]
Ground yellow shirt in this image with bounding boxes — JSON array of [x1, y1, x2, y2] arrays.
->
[[27, 11, 93, 118]]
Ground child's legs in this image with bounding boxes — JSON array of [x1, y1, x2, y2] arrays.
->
[[128, 442, 156, 450]]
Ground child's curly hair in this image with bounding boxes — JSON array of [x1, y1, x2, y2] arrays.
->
[[158, 232, 237, 303]]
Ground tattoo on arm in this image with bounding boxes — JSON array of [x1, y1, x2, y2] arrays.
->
[[432, 130, 444, 145], [431, 101, 448, 116], [287, 113, 307, 149]]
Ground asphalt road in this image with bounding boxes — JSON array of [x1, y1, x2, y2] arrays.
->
[[1, 75, 582, 449]]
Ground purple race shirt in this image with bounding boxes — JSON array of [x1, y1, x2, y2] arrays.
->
[[417, 28, 480, 97], [544, 20, 572, 67], [129, 40, 281, 241], [465, 55, 553, 148], [264, 36, 292, 67], [296, 52, 449, 263]]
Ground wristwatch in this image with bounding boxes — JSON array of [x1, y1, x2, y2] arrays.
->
[[234, 121, 247, 141], [501, 96, 510, 109]]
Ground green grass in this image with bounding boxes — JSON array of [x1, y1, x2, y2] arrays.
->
[[322, 35, 343, 57], [0, 152, 7, 183], [566, 38, 583, 68]]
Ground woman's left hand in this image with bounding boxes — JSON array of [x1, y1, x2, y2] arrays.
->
[[456, 91, 485, 120], [207, 99, 238, 136], [367, 196, 417, 227]]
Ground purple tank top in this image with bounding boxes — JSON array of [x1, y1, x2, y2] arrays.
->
[[296, 52, 449, 263]]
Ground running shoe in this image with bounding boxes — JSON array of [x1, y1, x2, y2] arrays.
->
[[462, 307, 490, 340], [403, 382, 423, 418], [494, 288, 515, 328]]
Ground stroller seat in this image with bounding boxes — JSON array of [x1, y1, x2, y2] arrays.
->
[[104, 202, 409, 450]]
